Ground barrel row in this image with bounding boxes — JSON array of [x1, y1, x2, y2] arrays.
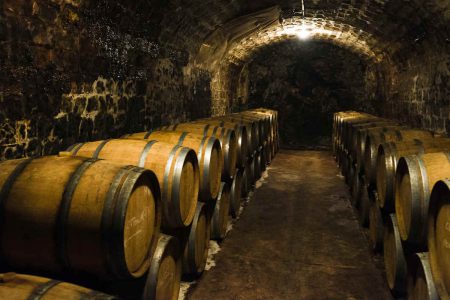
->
[[333, 111, 449, 299], [0, 108, 278, 299]]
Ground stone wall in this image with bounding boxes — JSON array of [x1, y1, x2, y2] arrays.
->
[[1, 0, 448, 160], [0, 0, 212, 160], [383, 39, 449, 134]]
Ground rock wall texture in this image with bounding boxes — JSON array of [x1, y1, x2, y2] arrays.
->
[[382, 40, 449, 134], [0, 0, 212, 160], [0, 0, 448, 159]]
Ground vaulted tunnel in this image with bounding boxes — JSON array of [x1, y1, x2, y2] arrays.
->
[[1, 1, 450, 299], [1, 0, 448, 159]]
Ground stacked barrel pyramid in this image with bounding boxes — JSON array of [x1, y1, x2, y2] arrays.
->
[[0, 108, 279, 300], [333, 111, 450, 299]]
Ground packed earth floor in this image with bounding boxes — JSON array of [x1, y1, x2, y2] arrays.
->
[[188, 150, 392, 300]]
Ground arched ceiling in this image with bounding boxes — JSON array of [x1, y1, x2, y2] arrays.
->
[[156, 0, 449, 67]]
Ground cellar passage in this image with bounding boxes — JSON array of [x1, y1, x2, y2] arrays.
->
[[1, 1, 448, 159]]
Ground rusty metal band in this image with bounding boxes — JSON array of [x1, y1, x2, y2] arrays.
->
[[202, 124, 211, 136], [138, 140, 158, 167], [145, 235, 180, 300], [144, 130, 154, 139], [28, 279, 62, 300], [187, 203, 205, 273], [93, 139, 112, 159], [171, 147, 194, 226], [176, 132, 189, 147], [71, 142, 86, 156], [163, 145, 182, 227], [100, 165, 134, 277], [65, 143, 80, 152], [57, 158, 97, 272], [110, 166, 146, 278]]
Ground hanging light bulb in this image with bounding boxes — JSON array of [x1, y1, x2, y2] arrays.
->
[[297, 0, 310, 39], [297, 26, 311, 40]]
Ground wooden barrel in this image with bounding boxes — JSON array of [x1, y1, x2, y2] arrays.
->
[[230, 169, 243, 218], [395, 152, 450, 248], [332, 111, 357, 153], [0, 156, 160, 280], [360, 126, 406, 172], [259, 147, 267, 173], [249, 108, 279, 155], [369, 200, 385, 252], [195, 119, 249, 166], [349, 119, 393, 156], [224, 114, 265, 149], [353, 175, 371, 227], [211, 183, 230, 241], [253, 151, 262, 181], [384, 214, 408, 296], [143, 234, 181, 300], [406, 253, 439, 300], [0, 273, 117, 299], [245, 111, 275, 157], [354, 122, 399, 168], [344, 117, 385, 156], [63, 139, 199, 229], [246, 156, 256, 188], [427, 179, 450, 299], [364, 128, 434, 185], [160, 123, 238, 179], [376, 139, 450, 213], [341, 114, 376, 152], [240, 167, 250, 198], [335, 112, 368, 149], [214, 117, 258, 154], [181, 202, 210, 277], [238, 112, 271, 144], [124, 131, 222, 202]]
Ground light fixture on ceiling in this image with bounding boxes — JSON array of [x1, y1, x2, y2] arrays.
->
[[297, 0, 310, 40], [297, 26, 311, 40]]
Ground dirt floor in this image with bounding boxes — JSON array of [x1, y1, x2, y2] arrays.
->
[[187, 150, 392, 300]]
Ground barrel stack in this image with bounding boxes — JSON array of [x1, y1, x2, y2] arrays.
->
[[0, 108, 278, 299], [333, 110, 449, 299]]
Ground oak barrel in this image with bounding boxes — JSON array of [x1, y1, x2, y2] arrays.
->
[[211, 183, 230, 241], [349, 119, 395, 158], [369, 200, 385, 252], [354, 122, 399, 168], [236, 112, 269, 143], [249, 108, 279, 154], [384, 214, 408, 296], [240, 167, 250, 199], [195, 119, 250, 166], [364, 128, 434, 184], [395, 152, 450, 247], [143, 234, 181, 300], [253, 151, 262, 181], [182, 202, 211, 277], [124, 131, 222, 202], [427, 179, 450, 299], [160, 123, 237, 179], [0, 273, 117, 299], [216, 117, 259, 152], [63, 139, 199, 229], [230, 169, 243, 218], [0, 156, 160, 280], [376, 138, 450, 213], [406, 253, 439, 300]]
